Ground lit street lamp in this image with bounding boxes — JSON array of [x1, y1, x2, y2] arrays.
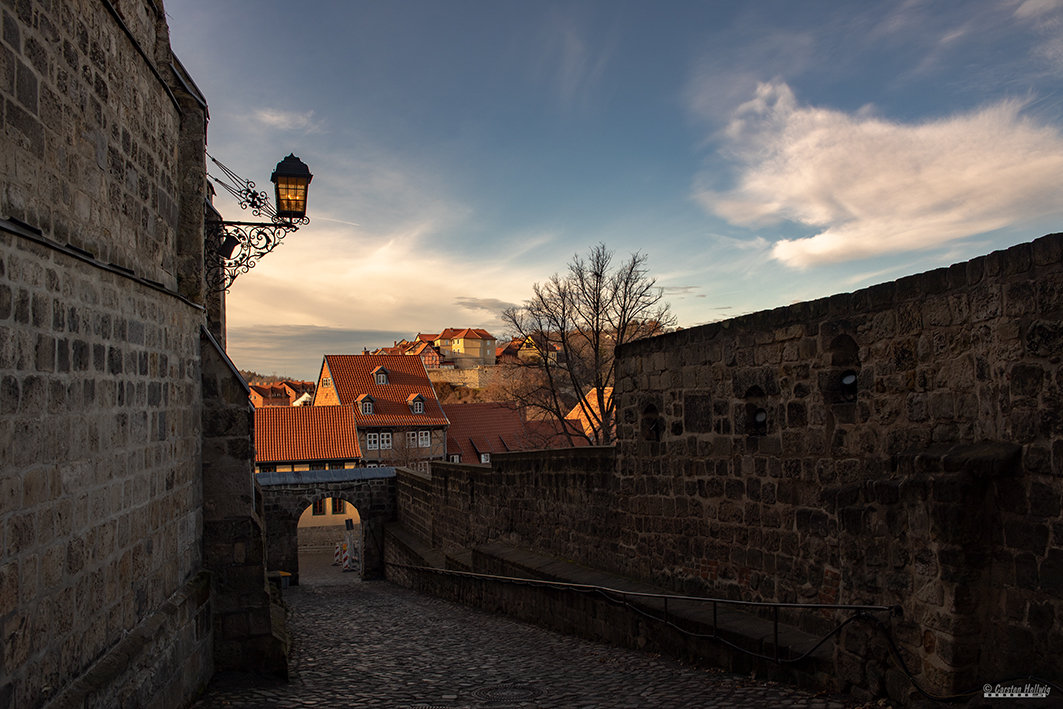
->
[[205, 153, 314, 291]]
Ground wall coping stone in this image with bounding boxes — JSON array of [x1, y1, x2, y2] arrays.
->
[[256, 467, 397, 485], [618, 232, 1063, 358]]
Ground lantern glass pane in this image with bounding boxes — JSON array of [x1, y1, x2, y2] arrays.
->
[[275, 176, 308, 217]]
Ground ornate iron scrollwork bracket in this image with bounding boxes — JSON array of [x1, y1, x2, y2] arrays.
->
[[204, 152, 310, 292], [204, 217, 307, 292]]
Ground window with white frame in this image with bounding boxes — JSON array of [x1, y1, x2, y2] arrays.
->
[[406, 431, 418, 448], [321, 377, 332, 387], [418, 430, 430, 447], [380, 432, 392, 449], [480, 453, 490, 463], [449, 454, 460, 463], [366, 432, 379, 450], [412, 400, 424, 414], [361, 400, 373, 415], [375, 371, 388, 385]]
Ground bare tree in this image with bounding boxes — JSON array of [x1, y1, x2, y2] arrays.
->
[[501, 244, 676, 445]]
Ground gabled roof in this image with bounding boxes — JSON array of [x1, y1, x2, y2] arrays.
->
[[280, 380, 315, 395], [254, 405, 362, 463], [437, 327, 496, 341], [441, 403, 529, 461], [320, 354, 449, 427], [407, 341, 438, 357], [565, 388, 614, 438]]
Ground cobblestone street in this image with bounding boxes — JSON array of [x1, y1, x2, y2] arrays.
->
[[190, 549, 871, 709]]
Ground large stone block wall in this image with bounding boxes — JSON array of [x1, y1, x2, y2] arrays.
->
[[395, 448, 620, 564], [392, 233, 1063, 702], [613, 233, 1063, 698], [200, 328, 287, 677], [0, 227, 207, 707], [1, 0, 221, 706], [1, 0, 186, 289]]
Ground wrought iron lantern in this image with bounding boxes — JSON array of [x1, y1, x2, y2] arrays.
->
[[204, 152, 314, 292], [272, 153, 313, 219]]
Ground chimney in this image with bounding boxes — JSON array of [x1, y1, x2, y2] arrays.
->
[[363, 348, 369, 355]]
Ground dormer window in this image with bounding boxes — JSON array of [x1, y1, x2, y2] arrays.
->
[[372, 366, 389, 385], [357, 394, 375, 415], [407, 393, 426, 414]]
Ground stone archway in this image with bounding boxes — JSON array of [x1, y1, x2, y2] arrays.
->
[[258, 468, 397, 584]]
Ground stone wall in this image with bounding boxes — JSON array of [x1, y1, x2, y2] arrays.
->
[[428, 365, 497, 389], [0, 222, 209, 707], [200, 328, 287, 677], [390, 233, 1063, 703], [396, 449, 619, 562], [1, 0, 187, 291], [613, 233, 1063, 699], [0, 0, 234, 706]]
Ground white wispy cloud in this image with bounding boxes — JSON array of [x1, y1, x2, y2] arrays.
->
[[536, 11, 616, 114], [694, 81, 1063, 268], [252, 108, 326, 133]]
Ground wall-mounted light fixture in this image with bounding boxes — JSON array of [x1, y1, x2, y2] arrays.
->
[[840, 370, 858, 401], [751, 407, 768, 436], [204, 152, 313, 292]]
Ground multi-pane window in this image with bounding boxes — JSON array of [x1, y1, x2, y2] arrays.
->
[[258, 464, 277, 473], [328, 462, 345, 469], [450, 454, 460, 463], [312, 499, 325, 515], [418, 430, 430, 447], [375, 372, 388, 385], [366, 432, 379, 450], [321, 378, 332, 387], [407, 431, 418, 448], [332, 498, 345, 514], [380, 432, 392, 449], [362, 401, 373, 415], [412, 400, 424, 414], [480, 453, 490, 463], [310, 462, 325, 470]]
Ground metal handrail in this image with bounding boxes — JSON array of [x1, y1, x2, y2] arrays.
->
[[387, 562, 900, 665], [388, 562, 1063, 703]]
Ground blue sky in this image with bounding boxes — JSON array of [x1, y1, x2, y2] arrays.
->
[[166, 0, 1063, 381]]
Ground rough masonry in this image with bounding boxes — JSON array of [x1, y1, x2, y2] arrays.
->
[[1, 1, 275, 707], [386, 233, 1063, 704]]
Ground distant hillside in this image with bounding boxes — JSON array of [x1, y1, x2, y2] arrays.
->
[[239, 370, 296, 385]]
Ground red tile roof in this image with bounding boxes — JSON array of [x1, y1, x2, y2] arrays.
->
[[524, 418, 591, 449], [441, 403, 530, 461], [254, 405, 362, 463], [437, 327, 496, 341], [320, 354, 449, 428]]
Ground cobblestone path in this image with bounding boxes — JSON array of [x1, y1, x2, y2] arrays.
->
[[192, 550, 863, 709]]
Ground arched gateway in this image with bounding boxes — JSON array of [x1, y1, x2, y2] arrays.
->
[[257, 468, 397, 583]]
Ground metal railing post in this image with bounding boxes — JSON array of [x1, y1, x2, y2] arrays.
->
[[773, 607, 779, 662]]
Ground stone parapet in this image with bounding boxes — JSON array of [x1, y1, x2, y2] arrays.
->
[[388, 233, 1063, 704]]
